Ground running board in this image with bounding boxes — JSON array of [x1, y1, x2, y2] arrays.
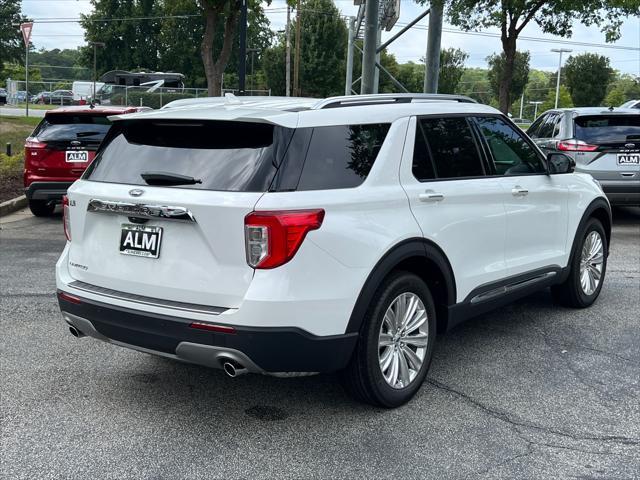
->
[[470, 271, 557, 305]]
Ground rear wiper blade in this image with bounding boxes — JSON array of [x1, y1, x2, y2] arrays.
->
[[76, 131, 100, 137], [141, 171, 202, 186]]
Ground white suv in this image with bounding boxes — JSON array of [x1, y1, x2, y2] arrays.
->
[[56, 94, 611, 407]]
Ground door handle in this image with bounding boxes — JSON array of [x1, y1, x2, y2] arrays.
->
[[511, 186, 529, 197], [419, 191, 445, 202]]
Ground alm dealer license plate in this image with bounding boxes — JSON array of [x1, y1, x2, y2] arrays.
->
[[617, 153, 640, 166], [120, 224, 163, 258], [65, 150, 88, 162]]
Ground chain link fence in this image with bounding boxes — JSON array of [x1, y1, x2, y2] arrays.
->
[[4, 79, 272, 109]]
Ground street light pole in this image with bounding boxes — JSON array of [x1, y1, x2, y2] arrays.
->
[[90, 42, 105, 103], [529, 101, 543, 119], [551, 48, 572, 109], [285, 6, 291, 96]]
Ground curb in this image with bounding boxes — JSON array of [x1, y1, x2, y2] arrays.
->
[[0, 195, 28, 217]]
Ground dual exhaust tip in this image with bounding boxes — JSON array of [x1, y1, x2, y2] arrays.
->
[[67, 323, 249, 378]]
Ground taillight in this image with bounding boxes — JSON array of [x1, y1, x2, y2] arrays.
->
[[244, 209, 325, 269], [557, 139, 598, 152], [62, 195, 71, 241], [25, 137, 47, 150]]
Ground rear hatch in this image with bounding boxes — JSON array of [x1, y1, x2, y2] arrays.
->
[[26, 113, 112, 180], [571, 114, 640, 180], [66, 119, 294, 308]]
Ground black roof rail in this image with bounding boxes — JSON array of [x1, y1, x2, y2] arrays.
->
[[314, 93, 477, 109]]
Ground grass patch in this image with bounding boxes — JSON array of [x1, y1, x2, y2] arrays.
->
[[8, 103, 58, 110], [0, 116, 37, 201]]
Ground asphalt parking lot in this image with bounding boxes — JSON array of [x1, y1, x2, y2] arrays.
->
[[1, 206, 639, 479]]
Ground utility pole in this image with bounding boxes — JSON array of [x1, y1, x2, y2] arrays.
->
[[551, 48, 572, 108], [361, 0, 379, 94], [345, 17, 355, 95], [293, 0, 301, 96], [90, 42, 105, 103], [373, 28, 382, 94], [285, 6, 291, 96], [519, 93, 524, 118], [424, 0, 443, 93], [238, 0, 248, 95]]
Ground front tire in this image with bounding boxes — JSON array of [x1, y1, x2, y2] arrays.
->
[[28, 199, 55, 217], [342, 272, 437, 408], [552, 218, 607, 308]]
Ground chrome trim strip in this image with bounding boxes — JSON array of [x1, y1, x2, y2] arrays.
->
[[87, 199, 196, 222], [470, 271, 557, 304], [68, 280, 226, 315]]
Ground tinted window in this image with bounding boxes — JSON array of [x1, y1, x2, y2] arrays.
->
[[412, 122, 436, 181], [85, 120, 294, 192], [527, 114, 546, 138], [574, 115, 640, 144], [296, 124, 390, 190], [419, 117, 484, 178], [34, 115, 112, 142], [537, 113, 557, 138], [475, 116, 545, 175]]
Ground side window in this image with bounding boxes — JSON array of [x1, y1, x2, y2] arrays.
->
[[296, 123, 390, 190], [475, 116, 546, 175], [526, 114, 546, 138], [537, 113, 557, 138], [551, 114, 563, 137], [412, 122, 436, 181], [419, 117, 485, 179]]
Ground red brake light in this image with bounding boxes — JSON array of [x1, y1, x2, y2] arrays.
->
[[244, 209, 325, 269], [189, 322, 236, 334], [62, 195, 71, 241], [58, 291, 82, 304], [25, 137, 47, 149], [557, 140, 598, 152]]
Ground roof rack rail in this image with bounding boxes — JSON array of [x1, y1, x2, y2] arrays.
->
[[314, 93, 477, 109]]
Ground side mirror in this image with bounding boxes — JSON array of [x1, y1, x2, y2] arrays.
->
[[547, 153, 575, 174]]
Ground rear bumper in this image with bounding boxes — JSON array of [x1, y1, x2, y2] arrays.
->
[[599, 181, 640, 206], [25, 181, 74, 201], [57, 292, 358, 373]]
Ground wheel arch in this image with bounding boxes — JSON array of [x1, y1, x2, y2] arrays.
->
[[345, 238, 457, 335]]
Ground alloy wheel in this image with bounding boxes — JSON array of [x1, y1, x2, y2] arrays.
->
[[579, 230, 604, 296]]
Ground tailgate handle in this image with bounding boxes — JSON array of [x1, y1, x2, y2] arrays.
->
[[87, 199, 196, 222]]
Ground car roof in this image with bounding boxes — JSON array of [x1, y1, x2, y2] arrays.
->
[[542, 107, 640, 116], [112, 94, 499, 128], [45, 105, 150, 116]]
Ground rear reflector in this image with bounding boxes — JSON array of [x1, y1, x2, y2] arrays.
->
[[557, 139, 598, 152], [58, 291, 82, 304], [189, 322, 237, 334], [244, 209, 325, 269]]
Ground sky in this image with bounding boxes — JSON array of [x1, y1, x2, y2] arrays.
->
[[20, 0, 640, 77]]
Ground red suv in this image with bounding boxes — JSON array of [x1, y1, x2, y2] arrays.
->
[[24, 105, 149, 216]]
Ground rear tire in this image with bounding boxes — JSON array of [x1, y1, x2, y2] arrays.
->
[[552, 218, 607, 308], [342, 271, 437, 408], [28, 199, 55, 217]]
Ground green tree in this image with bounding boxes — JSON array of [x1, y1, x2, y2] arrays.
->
[[396, 62, 424, 93], [604, 73, 640, 106], [540, 85, 573, 113], [563, 53, 613, 106], [30, 48, 88, 81], [487, 51, 530, 113], [447, 0, 637, 114], [0, 0, 29, 82], [438, 47, 468, 94]]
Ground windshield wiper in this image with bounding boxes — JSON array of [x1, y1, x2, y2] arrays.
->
[[76, 131, 101, 137], [141, 171, 202, 186]]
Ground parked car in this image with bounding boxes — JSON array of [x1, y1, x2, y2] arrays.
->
[[527, 107, 640, 206], [48, 90, 76, 106], [33, 91, 52, 104], [0, 88, 7, 105], [620, 99, 640, 109], [24, 105, 150, 217], [56, 94, 611, 407], [15, 90, 28, 103]]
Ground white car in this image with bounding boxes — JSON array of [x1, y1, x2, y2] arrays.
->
[[56, 94, 611, 407]]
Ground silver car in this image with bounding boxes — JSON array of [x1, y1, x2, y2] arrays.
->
[[527, 107, 640, 206]]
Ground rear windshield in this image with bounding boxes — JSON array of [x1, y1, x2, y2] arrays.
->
[[85, 120, 391, 192], [574, 115, 640, 144], [34, 115, 112, 142]]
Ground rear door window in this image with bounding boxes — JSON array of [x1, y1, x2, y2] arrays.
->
[[418, 117, 485, 179], [34, 115, 112, 142], [295, 124, 390, 190], [574, 115, 640, 145]]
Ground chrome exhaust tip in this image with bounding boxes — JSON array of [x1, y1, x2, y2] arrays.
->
[[222, 360, 248, 378], [68, 325, 85, 338]]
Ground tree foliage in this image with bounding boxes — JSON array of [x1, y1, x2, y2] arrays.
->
[[0, 0, 29, 81], [438, 47, 468, 94], [487, 51, 530, 109], [447, 0, 638, 113], [541, 85, 573, 113], [563, 53, 614, 106]]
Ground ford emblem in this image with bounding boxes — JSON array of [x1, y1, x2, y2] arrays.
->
[[129, 189, 144, 197], [624, 143, 635, 149]]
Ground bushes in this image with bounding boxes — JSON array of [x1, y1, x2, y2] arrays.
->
[[110, 91, 196, 109]]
